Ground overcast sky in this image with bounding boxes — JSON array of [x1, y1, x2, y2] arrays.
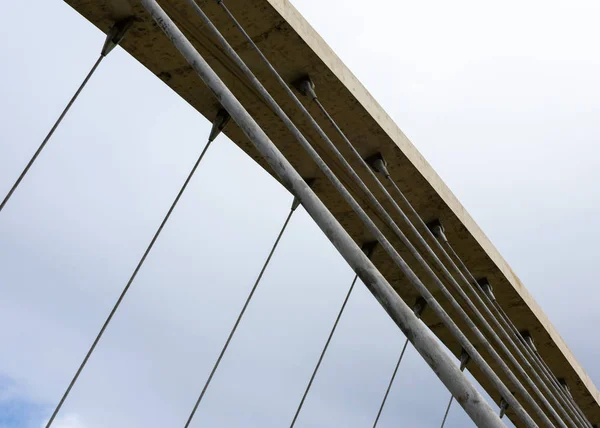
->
[[1, 0, 599, 427]]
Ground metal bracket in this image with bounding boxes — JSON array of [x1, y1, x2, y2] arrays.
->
[[499, 397, 509, 418], [361, 241, 378, 259], [208, 108, 231, 142], [427, 219, 447, 242], [558, 378, 573, 397], [101, 18, 134, 57], [477, 278, 496, 301], [292, 75, 317, 100], [413, 297, 427, 318], [520, 330, 537, 351], [291, 177, 316, 211], [477, 278, 496, 302], [459, 348, 471, 371], [365, 152, 389, 176]]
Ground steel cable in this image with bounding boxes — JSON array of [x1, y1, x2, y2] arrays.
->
[[45, 112, 225, 427], [1, 20, 131, 214], [185, 195, 300, 427], [373, 298, 426, 428], [290, 242, 376, 427]]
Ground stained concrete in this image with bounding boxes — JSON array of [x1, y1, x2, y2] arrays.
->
[[62, 0, 600, 425]]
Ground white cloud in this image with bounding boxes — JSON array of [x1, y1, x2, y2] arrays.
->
[[42, 414, 85, 428]]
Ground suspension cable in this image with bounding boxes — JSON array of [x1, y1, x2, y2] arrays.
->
[[184, 190, 305, 427], [290, 242, 377, 428], [440, 350, 471, 428], [0, 19, 132, 214], [373, 298, 427, 428], [45, 109, 229, 428]]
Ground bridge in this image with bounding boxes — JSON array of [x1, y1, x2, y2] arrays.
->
[[2, 0, 598, 426]]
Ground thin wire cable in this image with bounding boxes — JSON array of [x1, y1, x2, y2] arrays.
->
[[372, 299, 425, 427], [45, 137, 215, 428], [440, 354, 469, 428], [440, 394, 455, 428], [1, 55, 104, 214], [185, 199, 298, 428], [290, 273, 360, 427], [372, 338, 409, 428]]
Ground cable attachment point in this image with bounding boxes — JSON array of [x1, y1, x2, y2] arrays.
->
[[292, 75, 317, 100], [476, 278, 496, 301], [459, 349, 471, 371], [101, 18, 134, 57], [558, 379, 573, 398], [499, 397, 509, 418], [365, 152, 389, 176], [520, 330, 537, 351], [427, 219, 447, 242], [361, 241, 378, 259], [413, 297, 427, 318], [291, 178, 316, 211], [208, 108, 231, 143]]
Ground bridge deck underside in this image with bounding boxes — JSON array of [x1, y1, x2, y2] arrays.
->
[[63, 0, 599, 424]]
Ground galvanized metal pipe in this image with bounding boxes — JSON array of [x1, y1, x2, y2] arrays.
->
[[518, 322, 592, 427], [437, 229, 590, 427], [524, 342, 593, 426], [193, 0, 536, 424], [498, 308, 593, 427], [439, 236, 591, 428], [140, 2, 504, 426], [304, 82, 576, 426], [523, 327, 592, 427], [485, 286, 591, 428]]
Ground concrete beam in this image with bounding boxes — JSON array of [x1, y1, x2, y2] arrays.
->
[[61, 0, 599, 424]]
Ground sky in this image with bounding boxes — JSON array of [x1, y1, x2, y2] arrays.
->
[[0, 0, 599, 427]]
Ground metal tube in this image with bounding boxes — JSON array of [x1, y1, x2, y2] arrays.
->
[[305, 83, 574, 426], [519, 326, 592, 427], [514, 322, 593, 427], [187, 1, 535, 425], [439, 234, 589, 428], [490, 294, 591, 427], [140, 2, 504, 426], [550, 377, 589, 426], [371, 150, 579, 427], [439, 235, 591, 428]]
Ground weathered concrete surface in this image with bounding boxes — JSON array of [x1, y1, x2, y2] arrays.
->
[[62, 0, 599, 424]]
